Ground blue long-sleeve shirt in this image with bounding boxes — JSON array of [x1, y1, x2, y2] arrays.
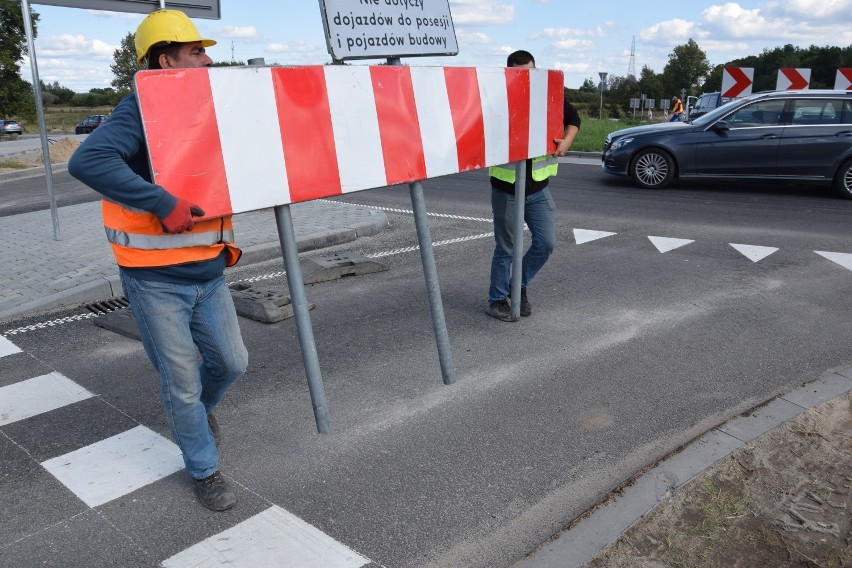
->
[[69, 93, 225, 282]]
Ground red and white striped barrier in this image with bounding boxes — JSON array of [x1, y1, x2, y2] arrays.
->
[[136, 65, 564, 218]]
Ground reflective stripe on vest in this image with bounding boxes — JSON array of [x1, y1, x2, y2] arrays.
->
[[101, 200, 241, 268], [488, 155, 559, 184]]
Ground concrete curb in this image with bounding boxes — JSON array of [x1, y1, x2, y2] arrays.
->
[[0, 162, 68, 183], [513, 365, 852, 568]]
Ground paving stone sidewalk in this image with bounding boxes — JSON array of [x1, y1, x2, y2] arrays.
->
[[1, 196, 388, 321]]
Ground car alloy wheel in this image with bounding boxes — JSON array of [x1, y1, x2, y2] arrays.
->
[[631, 148, 674, 189], [835, 160, 852, 199]]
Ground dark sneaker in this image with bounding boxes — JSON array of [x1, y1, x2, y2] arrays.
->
[[207, 413, 221, 448], [519, 288, 532, 317], [486, 299, 515, 322], [193, 471, 236, 511]]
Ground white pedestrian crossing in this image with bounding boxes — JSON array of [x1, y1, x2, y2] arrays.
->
[[161, 505, 370, 568], [41, 424, 184, 507], [0, 371, 93, 426]]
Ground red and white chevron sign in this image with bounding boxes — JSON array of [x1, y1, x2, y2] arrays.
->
[[836, 68, 852, 90], [776, 67, 810, 90], [721, 66, 754, 98], [136, 65, 564, 217]]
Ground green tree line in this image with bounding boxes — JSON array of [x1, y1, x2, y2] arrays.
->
[[568, 39, 852, 119]]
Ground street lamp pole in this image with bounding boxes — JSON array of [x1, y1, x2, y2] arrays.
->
[[598, 71, 608, 120]]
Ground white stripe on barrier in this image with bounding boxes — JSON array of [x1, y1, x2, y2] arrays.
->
[[0, 335, 22, 358], [0, 372, 93, 426], [161, 505, 370, 568], [478, 68, 510, 167], [529, 69, 549, 157], [326, 66, 387, 194], [211, 67, 290, 211], [411, 66, 459, 177], [41, 425, 184, 508]]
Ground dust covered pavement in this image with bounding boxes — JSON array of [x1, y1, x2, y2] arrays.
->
[[585, 392, 851, 567], [0, 136, 80, 173]]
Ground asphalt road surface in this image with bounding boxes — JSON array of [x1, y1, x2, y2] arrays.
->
[[3, 163, 851, 567]]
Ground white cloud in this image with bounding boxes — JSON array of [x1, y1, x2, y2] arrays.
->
[[765, 0, 852, 20], [85, 10, 141, 21], [554, 61, 590, 73], [449, 0, 514, 25], [38, 34, 116, 59], [553, 39, 596, 51], [455, 29, 491, 44], [265, 41, 317, 54], [532, 27, 605, 39], [639, 18, 706, 44], [215, 25, 261, 41]]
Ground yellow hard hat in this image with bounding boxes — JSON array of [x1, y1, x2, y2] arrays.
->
[[134, 9, 216, 65]]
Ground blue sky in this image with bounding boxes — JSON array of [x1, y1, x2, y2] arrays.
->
[[21, 0, 852, 92]]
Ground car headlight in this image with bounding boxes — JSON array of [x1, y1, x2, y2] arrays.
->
[[610, 137, 633, 151]]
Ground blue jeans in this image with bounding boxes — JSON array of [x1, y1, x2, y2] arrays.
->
[[489, 187, 556, 303], [120, 272, 248, 479]]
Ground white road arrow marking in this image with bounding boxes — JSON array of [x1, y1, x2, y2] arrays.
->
[[574, 229, 617, 244], [730, 243, 779, 262], [648, 236, 694, 253], [814, 251, 852, 271]]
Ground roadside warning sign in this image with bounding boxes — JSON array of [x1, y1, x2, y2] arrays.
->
[[835, 68, 852, 90], [776, 68, 810, 90], [722, 66, 753, 98], [319, 0, 458, 61]]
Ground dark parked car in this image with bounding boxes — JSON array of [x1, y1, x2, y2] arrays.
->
[[602, 90, 852, 198], [75, 114, 109, 134], [1, 119, 23, 135]]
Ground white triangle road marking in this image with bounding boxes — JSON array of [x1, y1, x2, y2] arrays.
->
[[730, 243, 778, 263], [814, 251, 852, 271], [574, 229, 617, 245], [0, 335, 22, 359], [648, 236, 694, 253]]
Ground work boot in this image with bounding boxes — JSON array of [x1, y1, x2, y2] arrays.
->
[[519, 288, 532, 317], [207, 413, 221, 448], [486, 299, 515, 322], [193, 471, 236, 511]]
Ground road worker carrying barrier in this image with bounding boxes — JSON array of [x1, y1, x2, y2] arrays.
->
[[69, 10, 247, 512]]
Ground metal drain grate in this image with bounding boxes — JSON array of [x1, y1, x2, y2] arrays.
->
[[85, 297, 130, 315]]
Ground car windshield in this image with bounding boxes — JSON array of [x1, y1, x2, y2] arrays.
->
[[688, 94, 768, 126]]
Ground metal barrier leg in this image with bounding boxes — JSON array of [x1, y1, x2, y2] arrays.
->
[[409, 181, 456, 385], [274, 204, 331, 433], [510, 161, 527, 320]]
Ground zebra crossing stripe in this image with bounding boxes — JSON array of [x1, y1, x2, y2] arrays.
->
[[41, 425, 184, 508], [161, 505, 370, 568], [0, 335, 22, 358], [0, 372, 93, 426]]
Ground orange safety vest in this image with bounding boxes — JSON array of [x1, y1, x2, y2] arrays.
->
[[672, 98, 683, 113], [101, 199, 241, 268]]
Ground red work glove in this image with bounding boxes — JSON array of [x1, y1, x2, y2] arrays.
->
[[160, 198, 205, 234]]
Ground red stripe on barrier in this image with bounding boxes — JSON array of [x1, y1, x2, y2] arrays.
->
[[272, 67, 341, 202], [505, 68, 530, 162], [138, 69, 232, 217], [370, 66, 427, 184], [444, 67, 486, 171], [547, 71, 564, 155]]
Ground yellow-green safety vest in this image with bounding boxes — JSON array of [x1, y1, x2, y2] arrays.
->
[[489, 155, 559, 184]]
